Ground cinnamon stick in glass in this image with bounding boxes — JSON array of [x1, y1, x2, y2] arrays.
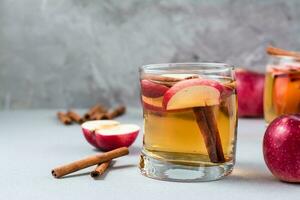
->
[[193, 106, 225, 163], [51, 147, 129, 178], [90, 160, 111, 178], [203, 106, 225, 162]]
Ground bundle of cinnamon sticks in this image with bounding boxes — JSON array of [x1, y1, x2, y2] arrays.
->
[[57, 104, 126, 125], [51, 147, 129, 179]]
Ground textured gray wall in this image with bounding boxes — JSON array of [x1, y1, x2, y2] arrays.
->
[[1, 0, 300, 109]]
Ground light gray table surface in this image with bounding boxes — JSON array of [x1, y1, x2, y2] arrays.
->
[[0, 108, 298, 200]]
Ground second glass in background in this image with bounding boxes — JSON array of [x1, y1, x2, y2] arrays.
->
[[264, 55, 300, 123]]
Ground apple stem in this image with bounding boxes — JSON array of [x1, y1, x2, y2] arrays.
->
[[193, 106, 225, 163]]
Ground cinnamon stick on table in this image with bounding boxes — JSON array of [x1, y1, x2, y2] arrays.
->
[[51, 147, 129, 178], [67, 110, 83, 124], [57, 112, 72, 125], [84, 104, 107, 120], [90, 160, 111, 178], [103, 106, 126, 119], [90, 112, 106, 120], [193, 106, 225, 163]]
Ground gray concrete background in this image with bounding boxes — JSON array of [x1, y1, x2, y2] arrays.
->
[[0, 0, 300, 109]]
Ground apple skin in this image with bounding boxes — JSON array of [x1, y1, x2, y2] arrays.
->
[[235, 69, 265, 118], [81, 121, 139, 151], [82, 128, 98, 148], [141, 80, 169, 98], [263, 114, 300, 182], [94, 131, 139, 151], [141, 95, 164, 113], [142, 101, 164, 113]]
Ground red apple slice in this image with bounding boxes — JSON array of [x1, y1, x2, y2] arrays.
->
[[163, 79, 226, 110], [81, 120, 119, 149], [141, 95, 164, 112], [95, 124, 139, 151], [141, 80, 169, 98]]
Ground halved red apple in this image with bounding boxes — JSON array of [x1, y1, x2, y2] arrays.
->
[[163, 79, 228, 110], [81, 120, 119, 148], [141, 80, 169, 98], [81, 120, 139, 151], [95, 124, 139, 151]]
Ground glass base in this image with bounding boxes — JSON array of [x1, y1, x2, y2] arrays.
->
[[139, 152, 234, 182]]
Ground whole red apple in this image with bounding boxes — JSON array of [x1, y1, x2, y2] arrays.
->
[[263, 114, 300, 182], [235, 69, 265, 117]]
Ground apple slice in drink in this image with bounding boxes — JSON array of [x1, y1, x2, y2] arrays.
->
[[141, 96, 164, 112], [142, 73, 199, 87], [163, 79, 228, 110], [141, 80, 169, 98], [161, 73, 199, 79]]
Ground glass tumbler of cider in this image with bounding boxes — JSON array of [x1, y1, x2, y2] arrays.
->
[[264, 56, 300, 124], [139, 63, 238, 181]]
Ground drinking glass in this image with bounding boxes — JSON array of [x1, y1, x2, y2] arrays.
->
[[139, 63, 238, 181], [264, 56, 300, 124]]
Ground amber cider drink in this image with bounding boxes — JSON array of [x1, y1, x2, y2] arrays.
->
[[264, 56, 300, 123]]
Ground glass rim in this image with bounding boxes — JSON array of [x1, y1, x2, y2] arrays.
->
[[139, 62, 234, 74]]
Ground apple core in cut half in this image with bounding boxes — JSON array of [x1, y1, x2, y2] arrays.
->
[[95, 124, 140, 151], [163, 79, 223, 110], [81, 120, 119, 149]]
